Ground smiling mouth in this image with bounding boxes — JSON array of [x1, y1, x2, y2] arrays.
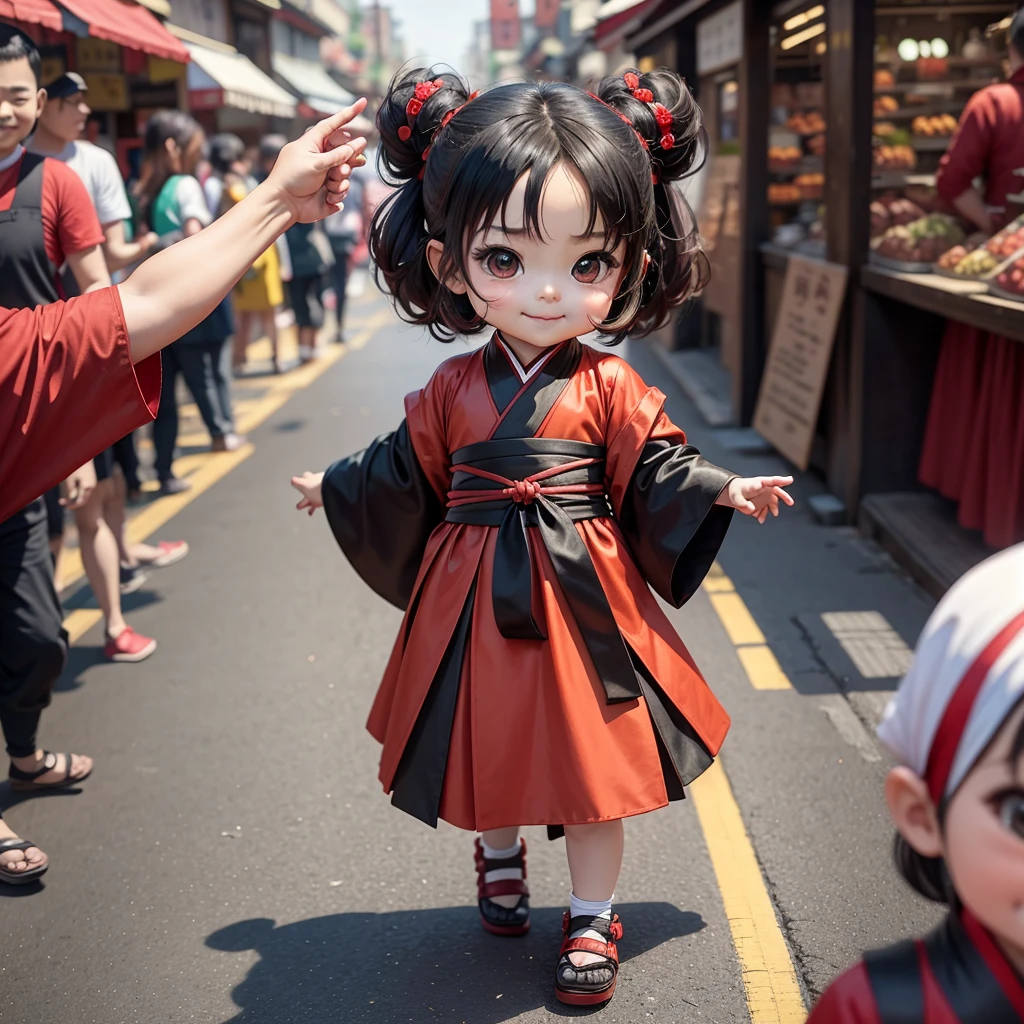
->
[[523, 313, 565, 321]]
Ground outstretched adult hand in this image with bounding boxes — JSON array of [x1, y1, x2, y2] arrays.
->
[[265, 99, 369, 224]]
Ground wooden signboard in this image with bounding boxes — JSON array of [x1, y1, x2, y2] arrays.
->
[[753, 256, 848, 469]]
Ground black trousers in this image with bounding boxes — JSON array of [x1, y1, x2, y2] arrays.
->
[[111, 432, 141, 492], [154, 340, 235, 481], [0, 504, 67, 758]]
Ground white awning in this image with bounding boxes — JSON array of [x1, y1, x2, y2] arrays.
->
[[183, 38, 297, 118], [272, 53, 353, 117]]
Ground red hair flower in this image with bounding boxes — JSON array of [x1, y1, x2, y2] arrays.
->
[[659, 133, 675, 150], [633, 88, 654, 103], [653, 103, 673, 127], [406, 97, 423, 116], [623, 72, 640, 90]]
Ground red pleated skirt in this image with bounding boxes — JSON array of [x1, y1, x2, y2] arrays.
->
[[919, 320, 1024, 548]]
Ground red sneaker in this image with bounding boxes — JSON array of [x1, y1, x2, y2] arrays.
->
[[148, 540, 189, 568], [104, 626, 157, 663]]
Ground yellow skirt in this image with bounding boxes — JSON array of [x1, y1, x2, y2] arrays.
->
[[234, 244, 284, 312]]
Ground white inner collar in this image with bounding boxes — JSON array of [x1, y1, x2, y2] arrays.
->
[[498, 335, 555, 383], [0, 145, 25, 174]]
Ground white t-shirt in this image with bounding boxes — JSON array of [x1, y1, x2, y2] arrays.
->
[[167, 175, 213, 230], [28, 139, 131, 226]]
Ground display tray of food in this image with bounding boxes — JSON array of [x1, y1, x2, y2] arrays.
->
[[870, 213, 965, 271], [933, 217, 1024, 279], [987, 251, 1024, 302]]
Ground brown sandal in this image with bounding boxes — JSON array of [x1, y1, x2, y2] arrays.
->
[[8, 751, 92, 791], [554, 912, 623, 1006], [0, 838, 49, 885]]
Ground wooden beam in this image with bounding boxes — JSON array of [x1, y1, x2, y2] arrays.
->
[[823, 0, 874, 510], [735, 0, 772, 424]]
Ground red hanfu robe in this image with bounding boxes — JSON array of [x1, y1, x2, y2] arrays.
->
[[322, 334, 735, 832], [807, 910, 1024, 1023]]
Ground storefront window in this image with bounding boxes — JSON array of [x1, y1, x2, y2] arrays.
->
[[870, 5, 1016, 281], [767, 3, 827, 257]]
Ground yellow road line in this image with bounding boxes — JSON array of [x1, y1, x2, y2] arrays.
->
[[702, 562, 792, 691], [691, 760, 807, 1023], [59, 310, 387, 636]]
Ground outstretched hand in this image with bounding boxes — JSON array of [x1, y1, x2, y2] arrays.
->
[[718, 475, 795, 524], [291, 471, 325, 516], [266, 99, 369, 224]]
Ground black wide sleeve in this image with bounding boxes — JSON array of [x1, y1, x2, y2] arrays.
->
[[321, 419, 445, 610], [618, 440, 735, 607]]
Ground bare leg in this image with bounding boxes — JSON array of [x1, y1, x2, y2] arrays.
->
[[73, 479, 127, 637], [265, 309, 280, 369], [564, 819, 624, 966], [107, 468, 134, 567], [480, 826, 521, 909], [299, 325, 317, 361], [233, 312, 252, 369]]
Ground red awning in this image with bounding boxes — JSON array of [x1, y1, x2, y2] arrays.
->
[[593, 0, 660, 45], [0, 0, 63, 31], [56, 0, 190, 62]]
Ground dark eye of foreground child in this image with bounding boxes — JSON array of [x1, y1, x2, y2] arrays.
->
[[572, 253, 617, 285], [475, 248, 522, 279], [992, 789, 1024, 838]]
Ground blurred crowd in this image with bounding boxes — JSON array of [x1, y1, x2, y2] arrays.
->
[[0, 22, 381, 878]]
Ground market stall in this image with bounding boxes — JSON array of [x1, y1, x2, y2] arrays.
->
[[854, 3, 1024, 593]]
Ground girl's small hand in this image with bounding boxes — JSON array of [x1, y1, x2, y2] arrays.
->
[[720, 476, 795, 524], [290, 471, 325, 516]]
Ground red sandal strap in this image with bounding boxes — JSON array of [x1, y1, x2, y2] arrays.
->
[[559, 936, 619, 963], [479, 878, 529, 900]]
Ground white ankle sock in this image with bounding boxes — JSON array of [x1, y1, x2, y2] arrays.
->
[[481, 839, 521, 860], [480, 838, 523, 888], [569, 892, 613, 938]]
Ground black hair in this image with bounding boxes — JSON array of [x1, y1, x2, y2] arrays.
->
[[1011, 7, 1024, 54], [209, 133, 245, 175], [369, 65, 709, 343], [893, 694, 1024, 904], [134, 109, 204, 221], [259, 134, 287, 165], [0, 23, 41, 87]]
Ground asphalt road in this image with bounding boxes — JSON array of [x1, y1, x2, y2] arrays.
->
[[1, 295, 944, 1024]]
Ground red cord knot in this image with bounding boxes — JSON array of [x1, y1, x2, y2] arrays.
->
[[507, 479, 540, 504]]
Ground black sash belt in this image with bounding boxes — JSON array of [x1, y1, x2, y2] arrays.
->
[[445, 438, 641, 705]]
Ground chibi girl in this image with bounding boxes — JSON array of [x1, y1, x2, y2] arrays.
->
[[291, 66, 793, 1006], [808, 543, 1024, 1022]]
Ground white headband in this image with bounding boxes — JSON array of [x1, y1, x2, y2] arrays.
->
[[876, 543, 1024, 800]]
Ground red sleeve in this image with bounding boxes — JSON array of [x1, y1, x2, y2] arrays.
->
[[806, 963, 884, 1024], [42, 158, 105, 267], [0, 287, 160, 522], [936, 91, 994, 203]]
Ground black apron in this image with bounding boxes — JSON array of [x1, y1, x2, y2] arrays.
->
[[0, 152, 61, 534]]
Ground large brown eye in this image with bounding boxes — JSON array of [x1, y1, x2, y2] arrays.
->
[[999, 793, 1024, 838], [484, 249, 521, 279], [572, 254, 610, 284]]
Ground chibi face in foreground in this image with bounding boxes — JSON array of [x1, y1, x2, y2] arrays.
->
[[887, 697, 1024, 962], [426, 163, 630, 352]]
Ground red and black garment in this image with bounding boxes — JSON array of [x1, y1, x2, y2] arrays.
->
[[321, 334, 735, 834], [807, 909, 1024, 1023]]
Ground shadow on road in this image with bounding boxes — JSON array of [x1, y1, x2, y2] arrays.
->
[[207, 901, 703, 1023]]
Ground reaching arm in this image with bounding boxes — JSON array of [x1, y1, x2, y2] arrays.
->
[[951, 187, 995, 234], [67, 243, 111, 294], [101, 220, 158, 272], [118, 100, 367, 365]]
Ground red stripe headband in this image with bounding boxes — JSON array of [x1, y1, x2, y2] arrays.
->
[[924, 608, 1024, 804]]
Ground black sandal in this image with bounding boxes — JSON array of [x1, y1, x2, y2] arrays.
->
[[554, 912, 623, 1006], [474, 838, 530, 936], [8, 751, 92, 792], [0, 838, 49, 885]]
